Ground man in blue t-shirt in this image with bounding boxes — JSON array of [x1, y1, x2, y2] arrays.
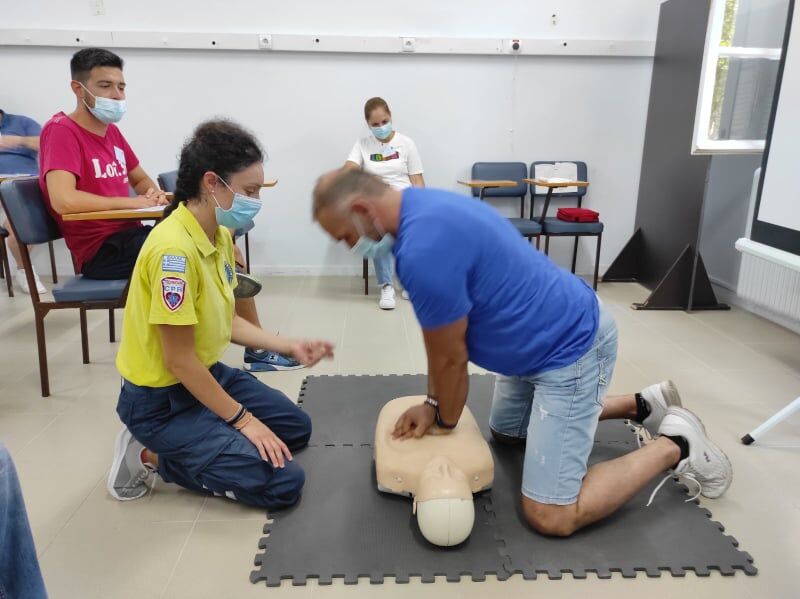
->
[[0, 109, 48, 294], [313, 169, 732, 537]]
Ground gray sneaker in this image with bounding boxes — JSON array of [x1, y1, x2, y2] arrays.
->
[[233, 272, 263, 299], [107, 427, 153, 501]]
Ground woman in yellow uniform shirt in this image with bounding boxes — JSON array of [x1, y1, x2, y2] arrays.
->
[[107, 120, 333, 506]]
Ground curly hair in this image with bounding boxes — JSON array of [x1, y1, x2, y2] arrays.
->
[[163, 119, 264, 219]]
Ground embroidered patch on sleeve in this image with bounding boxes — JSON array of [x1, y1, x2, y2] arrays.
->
[[162, 254, 187, 273], [161, 277, 186, 311]]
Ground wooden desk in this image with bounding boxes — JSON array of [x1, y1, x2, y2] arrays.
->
[[62, 206, 166, 221], [0, 174, 32, 183], [457, 179, 519, 200], [62, 181, 278, 222]]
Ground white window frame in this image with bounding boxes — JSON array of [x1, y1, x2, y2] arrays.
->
[[692, 0, 784, 155]]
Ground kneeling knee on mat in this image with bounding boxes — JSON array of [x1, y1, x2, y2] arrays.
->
[[522, 498, 579, 538]]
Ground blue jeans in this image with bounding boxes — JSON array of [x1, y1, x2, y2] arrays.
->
[[373, 253, 393, 287], [117, 362, 311, 509], [489, 304, 618, 505], [0, 445, 48, 599]]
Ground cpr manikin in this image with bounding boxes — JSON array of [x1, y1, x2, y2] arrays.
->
[[374, 396, 494, 546]]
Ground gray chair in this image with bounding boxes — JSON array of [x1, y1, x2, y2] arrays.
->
[[158, 170, 254, 273], [0, 177, 128, 396], [0, 226, 12, 296], [470, 162, 542, 244], [530, 161, 602, 289], [0, 224, 58, 298]]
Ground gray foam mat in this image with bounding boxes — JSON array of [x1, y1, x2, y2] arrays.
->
[[489, 441, 757, 578], [299, 374, 635, 446], [251, 445, 508, 585], [251, 374, 756, 585]]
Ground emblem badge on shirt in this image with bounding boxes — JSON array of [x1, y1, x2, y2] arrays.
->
[[161, 254, 187, 273], [369, 150, 400, 162], [224, 262, 233, 284], [161, 277, 186, 311]]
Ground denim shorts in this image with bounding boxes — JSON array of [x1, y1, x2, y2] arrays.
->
[[488, 303, 618, 505]]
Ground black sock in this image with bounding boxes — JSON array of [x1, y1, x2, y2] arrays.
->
[[665, 435, 690, 463], [634, 392, 651, 423]]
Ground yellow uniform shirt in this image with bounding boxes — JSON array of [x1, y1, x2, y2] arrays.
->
[[116, 203, 238, 387]]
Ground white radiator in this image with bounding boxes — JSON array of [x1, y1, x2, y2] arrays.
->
[[736, 238, 800, 331]]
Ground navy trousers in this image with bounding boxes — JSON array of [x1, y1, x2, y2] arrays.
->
[[117, 362, 311, 509]]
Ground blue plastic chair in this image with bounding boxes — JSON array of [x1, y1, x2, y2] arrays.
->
[[0, 225, 12, 296], [158, 170, 254, 273], [470, 162, 542, 243], [530, 161, 602, 289], [0, 177, 129, 396]]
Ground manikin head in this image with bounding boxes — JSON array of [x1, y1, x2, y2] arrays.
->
[[413, 456, 475, 546]]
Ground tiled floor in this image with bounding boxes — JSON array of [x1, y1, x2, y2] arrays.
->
[[2, 276, 799, 598]]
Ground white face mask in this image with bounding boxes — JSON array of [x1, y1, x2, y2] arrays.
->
[[80, 83, 127, 124]]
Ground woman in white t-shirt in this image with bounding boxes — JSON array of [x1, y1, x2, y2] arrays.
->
[[345, 97, 424, 310]]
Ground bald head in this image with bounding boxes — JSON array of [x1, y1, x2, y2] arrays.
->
[[313, 168, 402, 250], [312, 168, 390, 219]]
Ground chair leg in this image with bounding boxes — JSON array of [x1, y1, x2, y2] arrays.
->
[[108, 308, 116, 343], [535, 235, 541, 250], [742, 396, 800, 445], [0, 239, 13, 297], [244, 233, 251, 274], [79, 308, 90, 364], [544, 236, 550, 255], [571, 236, 579, 273], [593, 234, 602, 291], [48, 241, 58, 284], [34, 310, 50, 397], [363, 259, 369, 296]]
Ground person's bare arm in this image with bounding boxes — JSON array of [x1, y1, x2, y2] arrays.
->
[[0, 135, 39, 152], [129, 165, 168, 204], [343, 161, 361, 171], [45, 170, 162, 214], [158, 323, 293, 466], [231, 314, 335, 367], [393, 317, 469, 439], [409, 173, 425, 187]]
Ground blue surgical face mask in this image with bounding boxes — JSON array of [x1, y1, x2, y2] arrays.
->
[[370, 122, 393, 141], [351, 216, 394, 259], [80, 83, 127, 124], [210, 176, 262, 229]]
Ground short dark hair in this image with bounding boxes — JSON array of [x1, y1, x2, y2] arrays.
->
[[312, 169, 389, 218], [70, 48, 124, 82]]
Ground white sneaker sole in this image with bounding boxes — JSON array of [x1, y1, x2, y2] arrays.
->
[[674, 408, 732, 498], [107, 428, 145, 501], [243, 362, 305, 372], [379, 303, 396, 310]]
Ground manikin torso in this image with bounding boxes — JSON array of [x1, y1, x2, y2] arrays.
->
[[374, 395, 495, 546]]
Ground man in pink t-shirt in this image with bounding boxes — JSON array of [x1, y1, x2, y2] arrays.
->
[[39, 48, 168, 279]]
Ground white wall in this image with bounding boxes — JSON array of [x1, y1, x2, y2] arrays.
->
[[0, 0, 660, 277]]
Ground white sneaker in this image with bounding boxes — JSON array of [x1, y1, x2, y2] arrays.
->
[[639, 380, 683, 437], [379, 285, 396, 310], [647, 407, 733, 506], [14, 268, 47, 295], [401, 289, 409, 300]]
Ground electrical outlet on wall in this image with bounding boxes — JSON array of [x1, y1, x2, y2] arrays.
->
[[92, 0, 105, 16], [508, 39, 521, 53], [258, 34, 273, 50], [401, 37, 416, 52]]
